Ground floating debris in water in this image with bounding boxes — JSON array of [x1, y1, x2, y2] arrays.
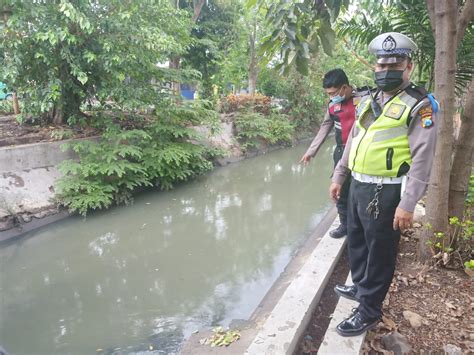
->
[[200, 327, 240, 347]]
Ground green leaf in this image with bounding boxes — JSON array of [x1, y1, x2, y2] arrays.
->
[[287, 50, 297, 64], [76, 71, 88, 85], [318, 24, 336, 56], [284, 26, 296, 41], [245, 0, 258, 10], [295, 55, 309, 76]]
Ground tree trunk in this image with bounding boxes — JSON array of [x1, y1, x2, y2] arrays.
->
[[169, 0, 206, 96], [419, 0, 458, 261], [448, 77, 474, 220], [12, 93, 20, 114], [169, 56, 181, 95], [2, 9, 19, 114], [192, 0, 206, 22], [248, 18, 258, 95]]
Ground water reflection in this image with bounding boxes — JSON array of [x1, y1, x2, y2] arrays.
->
[[0, 142, 334, 354]]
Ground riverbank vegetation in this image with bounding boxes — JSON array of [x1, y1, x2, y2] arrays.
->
[[0, 0, 371, 216], [1, 0, 471, 256], [1, 0, 473, 352]]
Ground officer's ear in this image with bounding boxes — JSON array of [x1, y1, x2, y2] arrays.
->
[[406, 60, 415, 77]]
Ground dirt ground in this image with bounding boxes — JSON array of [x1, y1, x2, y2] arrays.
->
[[298, 227, 473, 354], [0, 113, 99, 147]]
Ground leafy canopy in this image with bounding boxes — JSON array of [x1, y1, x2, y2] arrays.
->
[[0, 0, 194, 123], [250, 0, 349, 75]]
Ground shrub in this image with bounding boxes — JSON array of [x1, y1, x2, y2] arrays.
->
[[426, 214, 474, 267], [234, 111, 294, 150], [56, 102, 221, 215], [220, 94, 271, 114]]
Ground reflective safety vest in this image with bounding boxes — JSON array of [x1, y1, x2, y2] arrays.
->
[[348, 90, 421, 177]]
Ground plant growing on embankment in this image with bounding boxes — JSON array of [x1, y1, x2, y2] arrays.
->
[[56, 101, 222, 216]]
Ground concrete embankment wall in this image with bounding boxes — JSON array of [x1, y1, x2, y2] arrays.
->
[[0, 120, 312, 241], [0, 120, 262, 240], [0, 139, 83, 239]]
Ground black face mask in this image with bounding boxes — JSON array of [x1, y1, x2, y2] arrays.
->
[[374, 70, 404, 92]]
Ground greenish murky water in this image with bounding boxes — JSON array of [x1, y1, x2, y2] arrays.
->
[[0, 141, 334, 354]]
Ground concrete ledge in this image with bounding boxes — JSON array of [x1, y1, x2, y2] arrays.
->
[[0, 138, 95, 173], [318, 274, 365, 354], [245, 217, 346, 355], [0, 210, 69, 244]]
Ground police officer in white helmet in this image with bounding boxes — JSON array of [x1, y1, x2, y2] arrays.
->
[[329, 32, 438, 336]]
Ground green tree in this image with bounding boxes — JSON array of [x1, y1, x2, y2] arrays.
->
[[338, 0, 474, 260], [261, 0, 474, 260], [181, 0, 244, 98], [252, 0, 350, 75], [0, 0, 192, 124]]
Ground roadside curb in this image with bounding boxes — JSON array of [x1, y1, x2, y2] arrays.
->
[[318, 274, 365, 354], [245, 217, 346, 354]]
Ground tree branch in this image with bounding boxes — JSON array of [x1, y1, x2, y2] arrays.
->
[[342, 38, 374, 70], [192, 0, 206, 22], [457, 0, 474, 46]]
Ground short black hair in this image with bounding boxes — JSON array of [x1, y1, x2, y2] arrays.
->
[[322, 69, 349, 89]]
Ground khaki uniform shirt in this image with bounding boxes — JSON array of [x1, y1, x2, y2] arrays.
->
[[332, 82, 437, 213]]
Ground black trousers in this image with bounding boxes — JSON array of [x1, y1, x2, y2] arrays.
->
[[347, 179, 401, 319], [333, 146, 351, 227]]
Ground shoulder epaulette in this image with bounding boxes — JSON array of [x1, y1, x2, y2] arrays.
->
[[405, 83, 438, 125], [405, 84, 428, 101]]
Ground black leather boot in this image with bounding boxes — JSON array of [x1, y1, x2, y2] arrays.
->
[[334, 284, 358, 301], [336, 310, 380, 337], [329, 224, 347, 239]]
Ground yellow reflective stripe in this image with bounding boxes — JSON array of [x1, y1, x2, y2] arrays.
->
[[371, 126, 408, 143]]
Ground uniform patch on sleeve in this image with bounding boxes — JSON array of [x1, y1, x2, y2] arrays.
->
[[419, 106, 434, 128], [386, 103, 406, 120]]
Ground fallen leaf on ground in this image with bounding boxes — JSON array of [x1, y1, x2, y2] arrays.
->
[[403, 310, 423, 328], [445, 302, 456, 310], [370, 339, 394, 355], [381, 316, 397, 331]]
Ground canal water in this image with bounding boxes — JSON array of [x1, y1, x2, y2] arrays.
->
[[0, 141, 335, 354]]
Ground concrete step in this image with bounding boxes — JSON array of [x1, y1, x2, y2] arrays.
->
[[318, 274, 365, 354], [245, 217, 346, 355]]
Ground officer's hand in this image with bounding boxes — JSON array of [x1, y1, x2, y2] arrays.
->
[[299, 154, 312, 166], [329, 183, 342, 202], [393, 207, 413, 231]]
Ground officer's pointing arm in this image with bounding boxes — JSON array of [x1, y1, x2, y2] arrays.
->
[[302, 110, 334, 162]]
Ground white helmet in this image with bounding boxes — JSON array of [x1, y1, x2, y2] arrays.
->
[[368, 32, 418, 64]]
